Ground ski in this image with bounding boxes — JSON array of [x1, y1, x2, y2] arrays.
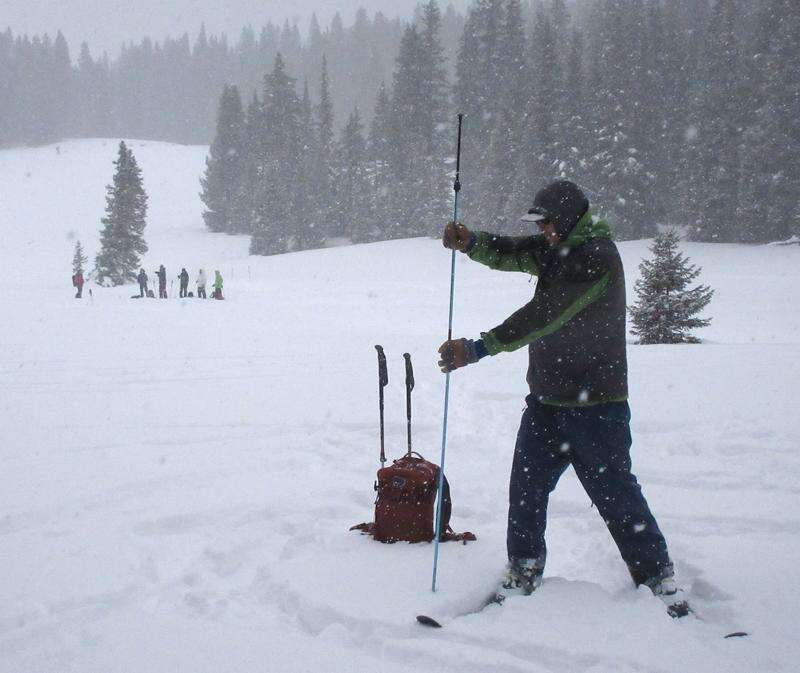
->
[[417, 593, 748, 639], [416, 592, 505, 628]]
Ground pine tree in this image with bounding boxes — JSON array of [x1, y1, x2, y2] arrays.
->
[[417, 0, 450, 236], [629, 230, 714, 344], [388, 25, 424, 237], [72, 239, 88, 275], [313, 55, 336, 241], [296, 79, 320, 249], [94, 141, 148, 285], [336, 107, 373, 242], [452, 0, 506, 222], [517, 3, 560, 222], [585, 0, 656, 239], [368, 81, 393, 234], [743, 0, 800, 242], [692, 0, 744, 242], [241, 92, 264, 234], [200, 85, 246, 233], [250, 53, 304, 255], [482, 0, 527, 230], [387, 5, 450, 239], [560, 27, 588, 185]]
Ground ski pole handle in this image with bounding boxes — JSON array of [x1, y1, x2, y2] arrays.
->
[[376, 345, 388, 388], [375, 345, 388, 467], [403, 353, 414, 456]]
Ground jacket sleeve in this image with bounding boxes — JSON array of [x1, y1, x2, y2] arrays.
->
[[467, 232, 546, 275], [481, 244, 613, 355]]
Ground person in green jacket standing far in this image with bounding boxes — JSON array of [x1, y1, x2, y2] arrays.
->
[[213, 270, 224, 300], [438, 179, 688, 617]]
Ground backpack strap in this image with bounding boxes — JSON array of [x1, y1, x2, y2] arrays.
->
[[436, 473, 476, 543], [440, 471, 452, 533], [440, 526, 477, 544]]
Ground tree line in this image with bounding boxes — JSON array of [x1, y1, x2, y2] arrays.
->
[[454, 0, 798, 243], [0, 7, 464, 147], [202, 0, 799, 251], [3, 1, 798, 246]]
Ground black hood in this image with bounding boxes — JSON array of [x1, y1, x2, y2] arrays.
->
[[528, 180, 589, 239]]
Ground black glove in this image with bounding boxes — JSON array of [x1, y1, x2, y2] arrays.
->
[[442, 221, 474, 252], [438, 338, 480, 373]]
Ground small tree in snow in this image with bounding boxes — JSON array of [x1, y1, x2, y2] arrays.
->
[[72, 239, 87, 275], [629, 229, 714, 344], [94, 141, 148, 285]]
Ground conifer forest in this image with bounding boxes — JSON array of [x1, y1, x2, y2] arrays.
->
[[2, 0, 798, 251]]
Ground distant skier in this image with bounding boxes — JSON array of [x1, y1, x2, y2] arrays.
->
[[438, 180, 689, 618], [137, 268, 148, 297], [196, 268, 207, 299], [72, 270, 84, 298], [213, 270, 224, 300], [155, 265, 167, 298], [178, 268, 189, 298]]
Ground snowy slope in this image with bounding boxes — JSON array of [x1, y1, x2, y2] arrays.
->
[[1, 139, 799, 673]]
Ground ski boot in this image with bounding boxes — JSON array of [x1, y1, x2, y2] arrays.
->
[[648, 574, 690, 618], [501, 557, 544, 597]]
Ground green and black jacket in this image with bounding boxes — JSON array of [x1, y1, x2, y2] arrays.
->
[[469, 210, 628, 407]]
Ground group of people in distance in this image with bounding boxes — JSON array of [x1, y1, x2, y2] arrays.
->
[[70, 266, 225, 299], [137, 265, 224, 300]]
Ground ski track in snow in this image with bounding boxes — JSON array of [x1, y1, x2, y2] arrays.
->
[[1, 140, 798, 672]]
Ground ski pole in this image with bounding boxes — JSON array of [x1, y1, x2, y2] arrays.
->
[[431, 112, 463, 592], [403, 353, 414, 457], [375, 345, 388, 469]]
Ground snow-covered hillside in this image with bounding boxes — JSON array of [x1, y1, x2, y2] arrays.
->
[[1, 139, 798, 672]]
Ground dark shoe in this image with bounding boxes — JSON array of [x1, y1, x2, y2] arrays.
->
[[647, 574, 691, 618], [501, 557, 544, 596]]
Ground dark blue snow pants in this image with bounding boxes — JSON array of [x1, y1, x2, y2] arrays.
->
[[507, 399, 672, 586]]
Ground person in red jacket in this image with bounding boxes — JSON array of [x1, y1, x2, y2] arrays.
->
[[72, 270, 85, 298]]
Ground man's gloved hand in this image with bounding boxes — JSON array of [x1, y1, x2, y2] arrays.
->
[[438, 338, 480, 373], [442, 221, 474, 252]]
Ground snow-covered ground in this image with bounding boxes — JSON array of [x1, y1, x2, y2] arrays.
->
[[1, 139, 798, 672]]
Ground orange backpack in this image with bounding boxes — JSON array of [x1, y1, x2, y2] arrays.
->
[[350, 348, 474, 544]]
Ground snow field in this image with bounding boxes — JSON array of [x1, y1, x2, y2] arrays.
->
[[1, 139, 799, 672]]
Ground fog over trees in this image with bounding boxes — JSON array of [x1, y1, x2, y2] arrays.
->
[[2, 0, 798, 247]]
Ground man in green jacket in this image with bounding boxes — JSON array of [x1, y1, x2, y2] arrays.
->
[[438, 180, 688, 617]]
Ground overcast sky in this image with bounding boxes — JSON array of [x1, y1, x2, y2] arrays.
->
[[2, 0, 470, 58]]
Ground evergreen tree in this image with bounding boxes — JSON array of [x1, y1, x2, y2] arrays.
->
[[200, 85, 246, 233], [388, 4, 450, 239], [51, 32, 73, 140], [240, 92, 264, 235], [0, 29, 13, 146], [585, 0, 656, 239], [417, 0, 451, 236], [72, 239, 88, 275], [452, 0, 506, 222], [94, 141, 148, 285], [336, 107, 374, 242], [656, 0, 697, 225], [560, 27, 588, 184], [483, 0, 527, 230], [388, 25, 424, 236], [692, 0, 744, 242], [517, 3, 560, 222], [313, 55, 336, 241], [250, 54, 304, 255], [296, 79, 320, 249], [629, 229, 714, 344], [743, 0, 800, 242], [368, 81, 393, 232]]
